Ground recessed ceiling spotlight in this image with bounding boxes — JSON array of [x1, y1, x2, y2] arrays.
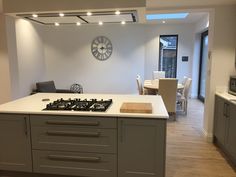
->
[[55, 22, 60, 26], [87, 12, 92, 16], [76, 22, 81, 26], [162, 21, 166, 24], [121, 21, 126, 25], [98, 21, 103, 25], [115, 11, 121, 15], [32, 14, 38, 18], [59, 13, 64, 17]]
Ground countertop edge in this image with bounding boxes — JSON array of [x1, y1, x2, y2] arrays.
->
[[0, 111, 169, 119], [215, 92, 236, 105]]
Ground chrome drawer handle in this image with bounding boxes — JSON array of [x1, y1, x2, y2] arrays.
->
[[48, 155, 101, 162], [46, 131, 100, 137], [46, 120, 99, 126]]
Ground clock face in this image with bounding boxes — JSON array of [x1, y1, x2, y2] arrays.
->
[[91, 36, 113, 61]]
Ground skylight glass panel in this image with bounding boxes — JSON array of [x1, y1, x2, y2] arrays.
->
[[146, 13, 189, 20]]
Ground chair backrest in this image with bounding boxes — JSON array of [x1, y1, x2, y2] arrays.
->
[[182, 76, 188, 85], [36, 81, 56, 93], [153, 71, 166, 80], [136, 75, 143, 95], [158, 78, 178, 113], [183, 78, 192, 99]]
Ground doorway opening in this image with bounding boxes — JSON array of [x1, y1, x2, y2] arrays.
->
[[198, 30, 208, 102], [159, 35, 178, 78]]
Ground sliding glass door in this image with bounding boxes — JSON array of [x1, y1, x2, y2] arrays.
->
[[198, 30, 208, 102], [159, 35, 178, 78]]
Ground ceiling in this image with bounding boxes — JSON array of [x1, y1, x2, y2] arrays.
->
[[147, 0, 236, 10], [17, 10, 209, 26], [8, 0, 236, 25]]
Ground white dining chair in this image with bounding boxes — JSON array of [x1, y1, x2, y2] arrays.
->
[[178, 76, 188, 95], [153, 71, 166, 80], [182, 76, 188, 86], [136, 75, 143, 95], [137, 74, 149, 95], [177, 78, 192, 115], [158, 78, 178, 120]]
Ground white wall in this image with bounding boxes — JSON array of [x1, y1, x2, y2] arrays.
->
[[204, 5, 236, 140], [191, 14, 209, 98], [6, 19, 199, 96], [0, 0, 12, 104], [43, 23, 197, 94], [6, 17, 46, 98], [144, 23, 195, 95], [43, 24, 145, 94]]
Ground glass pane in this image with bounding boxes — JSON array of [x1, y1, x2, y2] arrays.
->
[[200, 35, 208, 99], [159, 36, 178, 78]]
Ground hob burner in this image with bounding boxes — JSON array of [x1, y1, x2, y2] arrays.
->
[[43, 98, 112, 112]]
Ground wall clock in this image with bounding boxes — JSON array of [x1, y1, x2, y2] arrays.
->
[[91, 36, 113, 61]]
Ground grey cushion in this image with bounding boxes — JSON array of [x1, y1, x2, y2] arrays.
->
[[36, 81, 56, 93]]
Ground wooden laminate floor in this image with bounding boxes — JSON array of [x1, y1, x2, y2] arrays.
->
[[166, 99, 236, 177]]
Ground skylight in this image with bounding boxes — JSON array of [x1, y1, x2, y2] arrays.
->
[[146, 13, 189, 20]]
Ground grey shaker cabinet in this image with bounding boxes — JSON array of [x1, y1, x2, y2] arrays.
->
[[225, 102, 236, 164], [31, 115, 117, 177], [214, 95, 228, 146], [0, 114, 32, 172], [118, 118, 166, 177], [214, 95, 236, 166]]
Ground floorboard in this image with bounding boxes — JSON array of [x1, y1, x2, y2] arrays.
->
[[166, 99, 236, 177]]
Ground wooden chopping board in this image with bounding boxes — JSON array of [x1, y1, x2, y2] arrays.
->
[[120, 102, 152, 114]]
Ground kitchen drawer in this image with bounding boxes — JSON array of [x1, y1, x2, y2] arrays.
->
[[33, 150, 117, 177], [30, 115, 116, 129], [31, 126, 117, 153]]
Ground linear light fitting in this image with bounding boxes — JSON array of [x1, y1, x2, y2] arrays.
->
[[146, 13, 189, 20]]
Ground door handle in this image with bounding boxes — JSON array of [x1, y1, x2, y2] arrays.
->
[[46, 131, 100, 137], [48, 155, 101, 162], [223, 103, 227, 117], [24, 117, 28, 135], [120, 120, 124, 143], [46, 120, 99, 126]]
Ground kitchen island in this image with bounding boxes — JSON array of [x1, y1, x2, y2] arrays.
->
[[0, 93, 168, 177]]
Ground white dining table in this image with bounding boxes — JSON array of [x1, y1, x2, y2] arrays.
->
[[144, 79, 184, 92]]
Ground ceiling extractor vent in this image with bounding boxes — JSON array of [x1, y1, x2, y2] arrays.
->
[[17, 10, 138, 26]]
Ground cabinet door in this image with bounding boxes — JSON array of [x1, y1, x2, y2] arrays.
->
[[214, 96, 227, 145], [118, 118, 166, 177], [225, 103, 236, 163], [0, 114, 32, 172]]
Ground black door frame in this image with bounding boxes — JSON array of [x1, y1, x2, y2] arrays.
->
[[158, 35, 178, 78], [198, 30, 208, 103]]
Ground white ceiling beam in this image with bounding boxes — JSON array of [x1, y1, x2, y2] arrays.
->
[[2, 0, 146, 14]]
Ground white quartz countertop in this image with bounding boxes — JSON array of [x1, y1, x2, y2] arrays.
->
[[0, 93, 169, 119], [216, 91, 236, 105]]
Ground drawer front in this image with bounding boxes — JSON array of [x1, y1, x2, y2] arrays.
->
[[33, 150, 117, 177], [30, 115, 116, 129], [31, 127, 117, 153]]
